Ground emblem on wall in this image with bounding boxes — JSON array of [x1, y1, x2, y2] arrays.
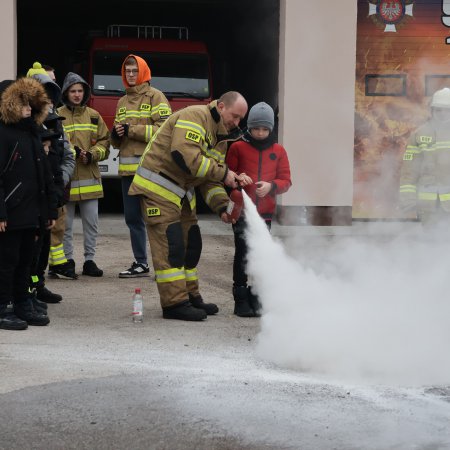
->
[[368, 0, 414, 32]]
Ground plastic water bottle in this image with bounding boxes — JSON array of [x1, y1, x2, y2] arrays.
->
[[132, 288, 143, 323]]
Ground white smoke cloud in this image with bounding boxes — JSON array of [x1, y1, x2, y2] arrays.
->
[[243, 192, 450, 385]]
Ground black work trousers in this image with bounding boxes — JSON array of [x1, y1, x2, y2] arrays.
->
[[232, 216, 271, 287], [0, 228, 37, 305], [30, 228, 50, 289]]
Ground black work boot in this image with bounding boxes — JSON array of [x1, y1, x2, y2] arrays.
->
[[36, 286, 62, 303], [14, 298, 50, 326], [248, 286, 262, 317], [31, 296, 48, 315], [233, 285, 256, 317], [82, 260, 103, 277], [188, 293, 219, 315], [49, 261, 78, 280], [163, 301, 207, 321], [0, 304, 28, 330]]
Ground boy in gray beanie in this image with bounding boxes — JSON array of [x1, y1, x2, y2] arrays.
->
[[226, 101, 292, 317], [247, 101, 275, 131]]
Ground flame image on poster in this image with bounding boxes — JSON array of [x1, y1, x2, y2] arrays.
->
[[354, 0, 450, 218]]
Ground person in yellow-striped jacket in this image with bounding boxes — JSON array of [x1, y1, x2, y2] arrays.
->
[[399, 87, 450, 224], [129, 91, 250, 321], [111, 54, 171, 279], [57, 72, 110, 277]]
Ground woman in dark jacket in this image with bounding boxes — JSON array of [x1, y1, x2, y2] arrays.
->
[[0, 77, 57, 330]]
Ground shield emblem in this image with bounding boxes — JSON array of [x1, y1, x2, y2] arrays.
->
[[377, 0, 405, 24]]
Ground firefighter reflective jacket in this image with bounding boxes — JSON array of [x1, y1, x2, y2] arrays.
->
[[399, 118, 450, 213], [58, 72, 110, 202], [129, 100, 230, 215], [111, 55, 171, 176]]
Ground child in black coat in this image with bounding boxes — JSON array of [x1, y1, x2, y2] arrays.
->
[[0, 77, 57, 330]]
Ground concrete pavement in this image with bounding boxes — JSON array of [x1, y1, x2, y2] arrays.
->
[[1, 215, 449, 450]]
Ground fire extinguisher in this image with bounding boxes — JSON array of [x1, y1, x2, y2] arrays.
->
[[226, 185, 244, 221]]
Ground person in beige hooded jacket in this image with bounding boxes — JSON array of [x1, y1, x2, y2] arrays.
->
[[58, 72, 110, 277], [111, 54, 171, 279]]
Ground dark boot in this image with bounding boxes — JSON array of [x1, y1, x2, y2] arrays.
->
[[49, 261, 78, 280], [31, 297, 48, 315], [0, 304, 28, 330], [189, 293, 219, 315], [82, 260, 103, 277], [163, 301, 207, 321], [233, 285, 256, 317], [36, 286, 62, 303], [14, 298, 50, 326], [248, 286, 262, 317]]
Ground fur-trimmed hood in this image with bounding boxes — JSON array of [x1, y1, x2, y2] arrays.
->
[[0, 77, 49, 125]]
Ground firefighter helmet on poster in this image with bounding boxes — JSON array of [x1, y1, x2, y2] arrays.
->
[[431, 88, 450, 109]]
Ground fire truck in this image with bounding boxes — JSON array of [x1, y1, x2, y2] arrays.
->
[[86, 25, 213, 177]]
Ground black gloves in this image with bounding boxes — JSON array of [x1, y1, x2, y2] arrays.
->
[[84, 152, 93, 164]]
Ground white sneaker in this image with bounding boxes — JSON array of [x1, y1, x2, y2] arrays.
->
[[119, 262, 150, 278]]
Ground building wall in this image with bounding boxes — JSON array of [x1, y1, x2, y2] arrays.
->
[[0, 0, 16, 80], [278, 0, 357, 224], [1, 0, 358, 223]]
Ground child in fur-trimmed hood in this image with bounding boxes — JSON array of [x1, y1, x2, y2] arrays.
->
[[0, 77, 57, 330]]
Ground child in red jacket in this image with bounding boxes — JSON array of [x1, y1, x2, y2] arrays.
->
[[226, 102, 292, 317]]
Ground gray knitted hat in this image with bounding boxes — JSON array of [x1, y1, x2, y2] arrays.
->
[[247, 102, 274, 131]]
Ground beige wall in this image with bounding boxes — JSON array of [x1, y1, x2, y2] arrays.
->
[[0, 0, 16, 80], [279, 0, 357, 207], [1, 0, 357, 211]]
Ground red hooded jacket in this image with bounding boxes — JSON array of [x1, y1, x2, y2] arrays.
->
[[226, 138, 292, 219]]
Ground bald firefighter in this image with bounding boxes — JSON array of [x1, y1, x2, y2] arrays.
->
[[129, 91, 250, 321], [399, 87, 450, 224]]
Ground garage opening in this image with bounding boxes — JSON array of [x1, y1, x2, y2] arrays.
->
[[17, 0, 280, 213]]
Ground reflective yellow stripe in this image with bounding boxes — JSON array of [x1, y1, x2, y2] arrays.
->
[[121, 110, 151, 119], [433, 144, 450, 150], [133, 173, 182, 207], [63, 124, 98, 133], [399, 184, 416, 193], [405, 145, 421, 153], [31, 275, 39, 283], [195, 156, 211, 177], [187, 190, 196, 210], [204, 147, 225, 163], [205, 186, 227, 205], [119, 163, 139, 172], [70, 185, 103, 195], [155, 267, 186, 283], [151, 102, 171, 116], [418, 192, 438, 200], [439, 193, 450, 202], [145, 125, 152, 142], [92, 145, 107, 160], [185, 268, 198, 281], [49, 244, 68, 265], [175, 120, 206, 139]]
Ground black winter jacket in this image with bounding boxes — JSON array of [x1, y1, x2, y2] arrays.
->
[[0, 77, 58, 230]]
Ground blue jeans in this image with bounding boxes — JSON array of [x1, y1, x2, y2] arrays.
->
[[122, 176, 147, 265]]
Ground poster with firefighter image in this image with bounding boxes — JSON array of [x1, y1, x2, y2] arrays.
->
[[354, 0, 450, 218]]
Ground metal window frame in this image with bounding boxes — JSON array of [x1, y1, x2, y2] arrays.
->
[[365, 74, 407, 97]]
